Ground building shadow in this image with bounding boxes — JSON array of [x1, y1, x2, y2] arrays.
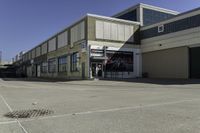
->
[[1, 77, 86, 83], [1, 77, 200, 85], [99, 78, 200, 85]]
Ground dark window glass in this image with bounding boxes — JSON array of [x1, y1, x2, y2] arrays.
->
[[116, 10, 137, 21], [143, 8, 175, 26], [141, 14, 200, 39], [58, 56, 67, 72], [105, 51, 133, 72], [41, 62, 48, 73], [48, 58, 56, 73], [70, 52, 79, 72]]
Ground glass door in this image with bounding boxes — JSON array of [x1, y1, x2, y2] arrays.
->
[[91, 63, 103, 78]]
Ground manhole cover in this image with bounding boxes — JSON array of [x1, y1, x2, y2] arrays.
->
[[4, 109, 54, 119]]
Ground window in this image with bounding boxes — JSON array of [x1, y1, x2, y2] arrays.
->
[[58, 56, 67, 72], [71, 52, 79, 72], [116, 10, 137, 21], [143, 8, 175, 26], [41, 62, 48, 73], [158, 25, 164, 33], [142, 14, 200, 39], [106, 51, 133, 72], [48, 58, 56, 73]]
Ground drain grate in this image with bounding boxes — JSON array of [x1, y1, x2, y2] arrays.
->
[[4, 109, 54, 119]]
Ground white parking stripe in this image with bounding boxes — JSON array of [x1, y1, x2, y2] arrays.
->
[[0, 94, 29, 133], [0, 120, 17, 125], [0, 95, 13, 112], [19, 98, 200, 123]]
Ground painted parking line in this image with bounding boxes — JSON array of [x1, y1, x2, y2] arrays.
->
[[18, 98, 200, 123], [0, 120, 17, 125], [0, 94, 29, 133]]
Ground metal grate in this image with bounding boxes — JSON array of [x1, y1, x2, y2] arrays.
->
[[4, 109, 54, 119]]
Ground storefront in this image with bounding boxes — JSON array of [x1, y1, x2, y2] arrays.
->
[[89, 45, 141, 79]]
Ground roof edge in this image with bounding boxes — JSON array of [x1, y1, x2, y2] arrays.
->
[[113, 3, 179, 18], [87, 13, 140, 25]]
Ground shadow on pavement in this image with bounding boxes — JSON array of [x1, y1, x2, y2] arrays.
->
[[100, 78, 200, 85], [1, 77, 200, 85], [1, 78, 85, 83]]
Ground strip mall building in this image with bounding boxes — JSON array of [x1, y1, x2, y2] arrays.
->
[[14, 3, 200, 79]]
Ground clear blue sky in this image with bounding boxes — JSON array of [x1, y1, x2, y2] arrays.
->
[[0, 0, 200, 61]]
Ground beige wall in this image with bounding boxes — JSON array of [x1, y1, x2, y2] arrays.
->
[[41, 40, 89, 79], [87, 16, 140, 44], [142, 47, 189, 79]]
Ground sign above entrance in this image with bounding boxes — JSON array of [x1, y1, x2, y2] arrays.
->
[[91, 49, 104, 57]]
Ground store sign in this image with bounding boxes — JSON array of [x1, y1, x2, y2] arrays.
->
[[91, 49, 104, 57]]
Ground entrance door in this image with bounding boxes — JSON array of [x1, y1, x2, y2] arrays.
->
[[91, 63, 103, 78], [37, 65, 41, 77]]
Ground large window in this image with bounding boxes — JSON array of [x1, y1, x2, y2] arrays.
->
[[106, 51, 133, 72], [116, 10, 137, 21], [48, 58, 56, 73], [70, 52, 79, 72], [143, 8, 175, 26], [58, 56, 67, 72], [41, 62, 48, 73], [141, 14, 200, 39]]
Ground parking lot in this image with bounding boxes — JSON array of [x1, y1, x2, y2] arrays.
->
[[0, 78, 200, 133]]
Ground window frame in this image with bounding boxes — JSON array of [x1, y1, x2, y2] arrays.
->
[[158, 25, 164, 33], [41, 62, 48, 73], [48, 58, 57, 73], [58, 55, 68, 73], [70, 52, 79, 72]]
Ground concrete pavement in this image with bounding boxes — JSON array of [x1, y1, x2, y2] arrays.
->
[[0, 78, 200, 133]]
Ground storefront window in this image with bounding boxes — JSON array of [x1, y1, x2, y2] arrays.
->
[[58, 56, 67, 72], [106, 51, 133, 72], [70, 52, 79, 72], [48, 58, 56, 73], [41, 62, 48, 73]]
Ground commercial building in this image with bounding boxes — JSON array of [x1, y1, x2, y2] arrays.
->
[[13, 3, 200, 79]]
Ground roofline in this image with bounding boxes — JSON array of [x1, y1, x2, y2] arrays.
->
[[24, 13, 140, 55], [113, 3, 179, 18], [87, 14, 140, 25], [140, 3, 179, 14], [141, 6, 200, 30], [25, 15, 88, 54], [113, 3, 140, 17]]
